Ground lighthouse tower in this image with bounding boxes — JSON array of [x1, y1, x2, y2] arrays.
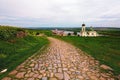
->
[[80, 23, 87, 36]]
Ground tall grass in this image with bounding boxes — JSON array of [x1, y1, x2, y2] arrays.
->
[[0, 26, 49, 79], [0, 36, 49, 79], [0, 26, 25, 40]]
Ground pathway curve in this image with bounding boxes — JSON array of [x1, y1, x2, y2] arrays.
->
[[2, 37, 116, 80]]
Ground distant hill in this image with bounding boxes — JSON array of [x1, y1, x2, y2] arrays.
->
[[26, 27, 120, 31], [93, 27, 120, 31]]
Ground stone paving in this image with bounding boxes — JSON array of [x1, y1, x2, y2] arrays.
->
[[2, 37, 117, 80]]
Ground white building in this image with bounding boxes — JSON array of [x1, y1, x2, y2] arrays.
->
[[52, 29, 74, 36], [52, 29, 64, 36], [78, 24, 99, 37], [63, 31, 74, 36]]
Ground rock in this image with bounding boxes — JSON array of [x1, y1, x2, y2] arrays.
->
[[53, 68, 57, 73], [82, 68, 88, 72], [34, 64, 39, 70], [50, 72, 54, 77], [2, 77, 11, 80], [117, 75, 120, 80], [9, 70, 17, 75], [15, 72, 25, 78], [29, 72, 34, 77], [99, 76, 107, 80], [27, 78, 34, 80], [90, 76, 98, 80], [100, 65, 113, 71], [33, 74, 39, 78], [19, 68, 26, 72], [63, 64, 67, 67], [75, 71, 81, 75], [30, 63, 34, 67], [48, 66, 52, 70], [78, 75, 84, 79], [69, 68, 75, 72], [67, 71, 71, 74], [58, 64, 61, 67], [58, 68, 62, 73], [55, 73, 64, 79], [43, 73, 47, 77], [42, 77, 48, 80], [38, 75, 42, 78], [101, 73, 110, 78], [40, 70, 45, 73], [49, 78, 58, 80], [27, 70, 31, 74], [89, 60, 95, 64], [64, 72, 70, 80], [63, 68, 68, 71], [25, 74, 29, 77], [110, 78, 115, 80]]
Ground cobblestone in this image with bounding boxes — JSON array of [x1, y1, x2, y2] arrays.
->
[[2, 37, 116, 80]]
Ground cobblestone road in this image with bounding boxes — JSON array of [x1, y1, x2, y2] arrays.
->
[[2, 37, 116, 80]]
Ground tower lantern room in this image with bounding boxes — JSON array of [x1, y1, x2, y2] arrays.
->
[[81, 23, 86, 32]]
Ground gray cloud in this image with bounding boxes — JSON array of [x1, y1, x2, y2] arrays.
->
[[0, 0, 120, 27]]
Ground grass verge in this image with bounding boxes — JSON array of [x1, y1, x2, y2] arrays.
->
[[55, 36, 120, 75], [0, 36, 49, 79]]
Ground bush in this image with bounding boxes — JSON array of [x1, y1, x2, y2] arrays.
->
[[68, 33, 71, 36], [36, 32, 40, 35], [0, 26, 26, 40], [74, 31, 77, 35]]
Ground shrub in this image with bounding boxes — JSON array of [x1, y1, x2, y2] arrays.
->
[[68, 33, 71, 36], [0, 26, 26, 40]]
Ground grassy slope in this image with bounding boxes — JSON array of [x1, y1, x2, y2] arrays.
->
[[55, 36, 120, 75], [97, 30, 120, 36], [27, 29, 52, 36], [0, 36, 49, 79]]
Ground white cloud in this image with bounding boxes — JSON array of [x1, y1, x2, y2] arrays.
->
[[0, 0, 120, 27]]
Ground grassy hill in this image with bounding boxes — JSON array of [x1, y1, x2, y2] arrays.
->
[[0, 26, 26, 40], [97, 30, 120, 36], [0, 26, 49, 79]]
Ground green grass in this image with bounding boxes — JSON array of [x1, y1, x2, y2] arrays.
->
[[27, 29, 52, 36], [0, 26, 25, 40], [55, 36, 120, 75], [0, 35, 49, 79], [97, 30, 120, 36]]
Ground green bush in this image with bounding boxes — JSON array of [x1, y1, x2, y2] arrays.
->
[[0, 26, 25, 40], [0, 36, 49, 79]]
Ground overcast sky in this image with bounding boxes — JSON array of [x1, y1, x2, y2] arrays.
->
[[0, 0, 120, 27]]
